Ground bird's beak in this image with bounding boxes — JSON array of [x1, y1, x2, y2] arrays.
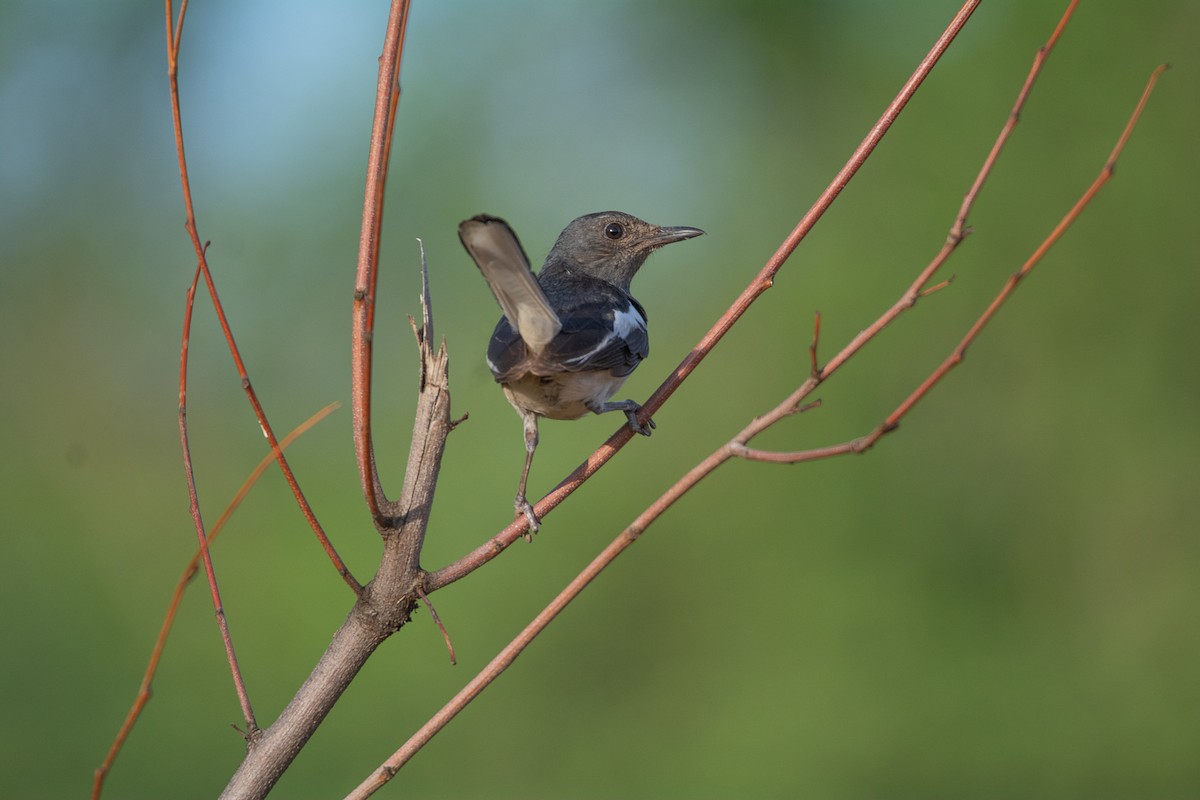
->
[[649, 225, 705, 246]]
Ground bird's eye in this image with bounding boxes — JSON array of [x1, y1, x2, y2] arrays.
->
[[604, 222, 625, 240]]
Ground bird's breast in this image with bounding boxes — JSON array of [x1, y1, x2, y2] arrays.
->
[[502, 370, 630, 420]]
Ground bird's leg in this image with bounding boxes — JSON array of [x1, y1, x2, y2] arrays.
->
[[586, 398, 655, 437], [515, 410, 541, 536]]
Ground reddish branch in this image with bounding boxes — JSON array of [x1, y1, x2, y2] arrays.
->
[[101, 0, 1164, 797], [423, 0, 984, 593], [102, 2, 387, 797], [92, 404, 338, 800], [166, 0, 360, 595], [354, 13, 1166, 798], [352, 0, 411, 525]]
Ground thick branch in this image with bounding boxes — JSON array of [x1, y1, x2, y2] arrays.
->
[[219, 609, 389, 800], [221, 260, 453, 799], [221, 1, 447, 792]]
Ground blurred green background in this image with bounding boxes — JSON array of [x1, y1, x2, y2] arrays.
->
[[2, 1, 1198, 797]]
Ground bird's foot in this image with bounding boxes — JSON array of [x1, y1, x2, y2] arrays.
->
[[624, 408, 655, 437], [515, 494, 540, 540]]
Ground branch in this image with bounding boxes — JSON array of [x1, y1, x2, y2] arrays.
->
[[167, 0, 255, 738], [352, 0, 411, 525], [93, 404, 338, 800], [354, 15, 1166, 796], [424, 0, 984, 593], [220, 230, 450, 800], [219, 2, 460, 797], [164, 1, 361, 595]]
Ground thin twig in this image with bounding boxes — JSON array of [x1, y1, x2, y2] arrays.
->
[[92, 403, 339, 800], [881, 63, 1169, 429], [163, 0, 258, 724], [809, 311, 822, 379], [417, 587, 456, 666], [176, 263, 256, 735], [822, 0, 1081, 380], [728, 65, 1168, 466], [352, 0, 412, 526], [949, 0, 1079, 243], [165, 0, 368, 767], [424, 0, 984, 594], [164, 0, 360, 594]]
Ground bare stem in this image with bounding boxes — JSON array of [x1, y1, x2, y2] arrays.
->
[[164, 1, 360, 595], [353, 0, 412, 526], [93, 404, 338, 800], [823, 0, 1080, 380], [165, 0, 255, 740]]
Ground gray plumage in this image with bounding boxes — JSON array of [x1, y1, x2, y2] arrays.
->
[[459, 210, 704, 530]]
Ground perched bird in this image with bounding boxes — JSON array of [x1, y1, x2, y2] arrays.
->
[[458, 211, 704, 531]]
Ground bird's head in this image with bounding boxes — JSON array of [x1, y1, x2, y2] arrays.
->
[[546, 211, 704, 289]]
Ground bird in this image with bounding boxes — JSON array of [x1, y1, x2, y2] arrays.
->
[[458, 211, 704, 531]]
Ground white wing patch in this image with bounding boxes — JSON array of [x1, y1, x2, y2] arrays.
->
[[560, 302, 646, 369], [612, 303, 647, 340]]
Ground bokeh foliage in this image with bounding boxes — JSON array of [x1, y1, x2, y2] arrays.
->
[[2, 2, 1197, 797]]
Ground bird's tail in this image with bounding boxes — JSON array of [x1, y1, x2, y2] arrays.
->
[[459, 215, 561, 352]]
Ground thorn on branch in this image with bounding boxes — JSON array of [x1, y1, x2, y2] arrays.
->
[[406, 313, 420, 343], [809, 311, 823, 379], [793, 399, 822, 416], [417, 585, 456, 665], [919, 275, 956, 299]]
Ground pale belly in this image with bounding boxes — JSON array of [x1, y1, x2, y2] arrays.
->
[[502, 370, 630, 420]]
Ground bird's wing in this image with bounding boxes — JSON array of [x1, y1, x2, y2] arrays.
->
[[538, 299, 648, 377], [459, 215, 561, 352]]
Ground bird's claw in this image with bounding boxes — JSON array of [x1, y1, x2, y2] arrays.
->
[[515, 495, 540, 540], [625, 409, 655, 437]]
